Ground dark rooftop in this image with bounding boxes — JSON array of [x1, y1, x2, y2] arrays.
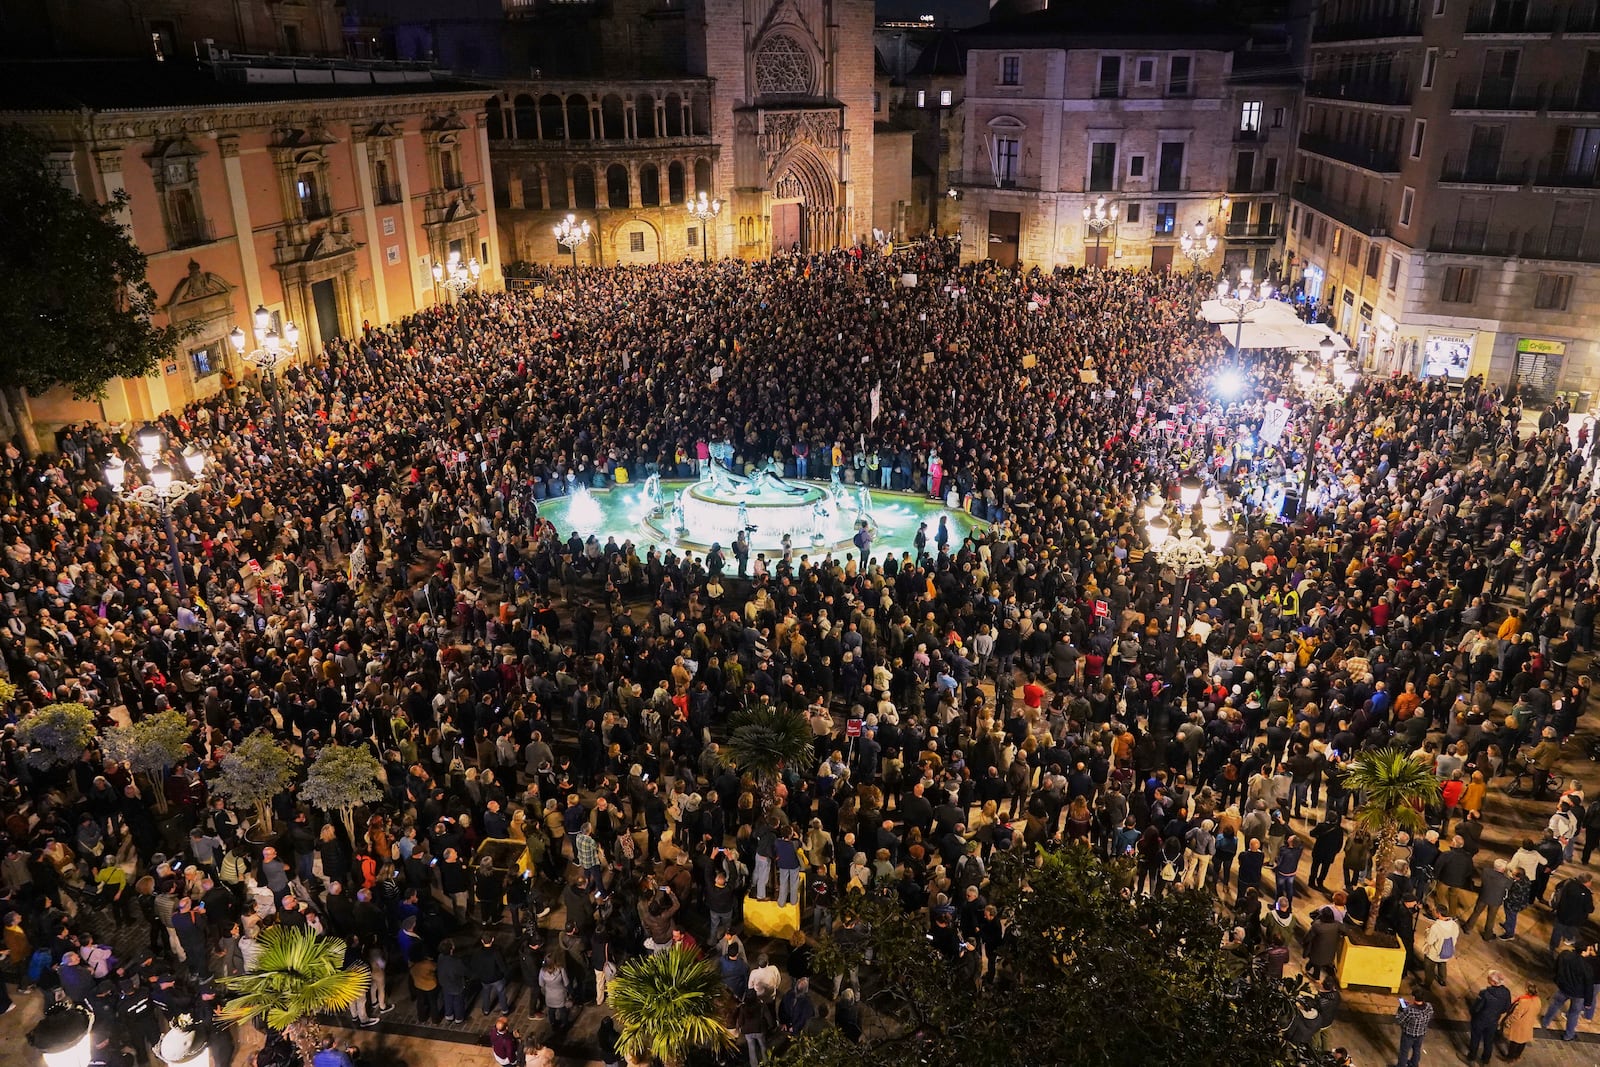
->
[[908, 29, 967, 79], [969, 0, 1249, 48]]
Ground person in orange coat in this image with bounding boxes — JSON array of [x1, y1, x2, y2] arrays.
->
[[1499, 984, 1540, 1061]]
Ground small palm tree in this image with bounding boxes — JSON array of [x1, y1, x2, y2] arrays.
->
[[608, 946, 735, 1067], [722, 704, 814, 815], [216, 926, 370, 1062], [1342, 747, 1441, 929]]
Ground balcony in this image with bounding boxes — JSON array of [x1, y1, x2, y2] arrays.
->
[[1234, 127, 1268, 143], [1533, 162, 1600, 189], [1292, 181, 1390, 236], [1439, 153, 1529, 184], [1428, 224, 1521, 256], [299, 192, 334, 220], [1519, 230, 1600, 261], [1451, 82, 1545, 110], [1547, 83, 1600, 111], [947, 170, 1035, 192], [1306, 79, 1413, 106], [375, 181, 403, 205], [168, 217, 217, 249], [1464, 3, 1557, 33], [1311, 13, 1422, 41], [1225, 221, 1283, 239], [1228, 175, 1280, 194], [1566, 5, 1600, 31], [1298, 132, 1401, 173]]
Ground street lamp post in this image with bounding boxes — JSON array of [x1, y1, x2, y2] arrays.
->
[[1144, 478, 1233, 636], [29, 1002, 93, 1067], [553, 213, 591, 269], [229, 305, 300, 448], [104, 427, 208, 596], [686, 191, 722, 263], [1215, 266, 1274, 354], [1082, 196, 1117, 268], [431, 250, 482, 300], [1179, 219, 1218, 273], [1292, 335, 1358, 510]]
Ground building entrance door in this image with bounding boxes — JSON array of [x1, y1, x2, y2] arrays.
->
[[311, 279, 342, 347], [773, 202, 802, 252]]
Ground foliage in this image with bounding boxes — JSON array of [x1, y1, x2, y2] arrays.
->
[[216, 926, 368, 1063], [102, 710, 191, 812], [1341, 747, 1441, 922], [212, 730, 301, 834], [0, 125, 191, 398], [722, 705, 813, 812], [299, 744, 384, 839], [775, 846, 1336, 1067], [607, 946, 735, 1067], [14, 702, 96, 768], [0, 677, 16, 708]]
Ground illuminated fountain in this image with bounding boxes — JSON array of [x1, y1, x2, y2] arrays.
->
[[638, 460, 874, 552]]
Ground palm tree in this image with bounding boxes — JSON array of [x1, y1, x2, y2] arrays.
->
[[215, 926, 370, 1062], [607, 946, 735, 1067], [721, 704, 814, 815], [1341, 747, 1441, 929]]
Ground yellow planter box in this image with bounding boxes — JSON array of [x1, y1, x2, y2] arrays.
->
[[743, 883, 804, 940], [1335, 931, 1406, 992]]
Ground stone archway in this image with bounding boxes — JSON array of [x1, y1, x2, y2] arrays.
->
[[770, 144, 837, 253]]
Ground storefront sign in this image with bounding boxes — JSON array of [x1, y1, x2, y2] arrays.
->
[[1516, 338, 1567, 356], [1423, 334, 1473, 380]]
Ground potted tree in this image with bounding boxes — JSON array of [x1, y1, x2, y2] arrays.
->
[[13, 701, 97, 769], [722, 705, 814, 816], [1336, 747, 1441, 991], [216, 926, 369, 1063], [298, 744, 385, 845], [212, 731, 301, 842], [101, 709, 191, 815], [607, 945, 735, 1067]]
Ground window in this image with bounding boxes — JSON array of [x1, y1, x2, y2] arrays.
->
[[150, 20, 175, 62], [1331, 228, 1343, 256], [1366, 244, 1381, 278], [1442, 265, 1479, 302], [1399, 187, 1415, 227], [1387, 254, 1401, 290], [1549, 200, 1590, 257], [873, 91, 881, 111], [687, 226, 699, 247], [1316, 218, 1329, 246], [1433, 0, 1445, 15], [1422, 49, 1439, 90], [917, 90, 926, 108], [1272, 107, 1286, 128], [1347, 234, 1364, 266], [629, 231, 646, 253], [1129, 155, 1146, 178], [1535, 272, 1573, 309], [1001, 55, 1021, 86], [1155, 201, 1177, 234], [1098, 56, 1122, 98], [1089, 142, 1117, 192], [995, 137, 1020, 185], [1168, 56, 1192, 96], [1137, 58, 1156, 84], [940, 89, 952, 107], [1264, 158, 1279, 189], [1124, 203, 1142, 223], [1554, 126, 1600, 179], [283, 23, 300, 53], [1240, 101, 1263, 133], [1410, 119, 1427, 159], [190, 346, 216, 379], [1156, 141, 1184, 191]]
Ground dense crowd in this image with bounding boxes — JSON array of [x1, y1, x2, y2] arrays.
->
[[0, 242, 1595, 1067]]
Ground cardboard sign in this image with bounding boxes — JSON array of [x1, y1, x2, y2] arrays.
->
[[846, 718, 863, 738], [1021, 354, 1037, 369], [1093, 599, 1109, 619]]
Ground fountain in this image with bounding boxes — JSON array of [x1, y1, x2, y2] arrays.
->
[[641, 460, 876, 552]]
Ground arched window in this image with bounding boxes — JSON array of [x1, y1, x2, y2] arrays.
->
[[693, 158, 713, 196], [636, 97, 658, 139], [664, 94, 683, 137], [573, 164, 597, 209], [546, 163, 569, 210], [690, 92, 712, 136], [667, 161, 686, 204], [512, 94, 536, 139], [606, 164, 630, 208], [639, 163, 660, 206], [600, 94, 626, 140], [539, 95, 565, 140], [753, 34, 814, 95], [487, 97, 507, 140], [520, 164, 543, 210], [566, 95, 592, 141]]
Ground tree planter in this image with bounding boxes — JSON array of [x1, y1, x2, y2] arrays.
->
[[241, 819, 282, 850], [1334, 929, 1405, 992]]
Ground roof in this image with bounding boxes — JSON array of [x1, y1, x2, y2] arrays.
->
[[967, 0, 1249, 49], [0, 58, 491, 113], [908, 29, 967, 78]]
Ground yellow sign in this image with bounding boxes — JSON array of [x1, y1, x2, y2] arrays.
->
[[1516, 338, 1566, 355]]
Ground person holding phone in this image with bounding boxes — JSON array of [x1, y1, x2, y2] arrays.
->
[[1393, 993, 1433, 1067]]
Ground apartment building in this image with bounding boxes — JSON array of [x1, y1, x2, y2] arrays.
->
[[955, 8, 1299, 272], [1288, 0, 1600, 404]]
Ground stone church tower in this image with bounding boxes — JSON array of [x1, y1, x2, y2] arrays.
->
[[689, 0, 875, 257]]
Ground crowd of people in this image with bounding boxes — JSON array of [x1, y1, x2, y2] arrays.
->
[[0, 241, 1595, 1067]]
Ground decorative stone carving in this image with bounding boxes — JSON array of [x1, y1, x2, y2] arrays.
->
[[754, 34, 815, 96]]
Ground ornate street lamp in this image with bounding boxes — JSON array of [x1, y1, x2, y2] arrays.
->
[[432, 250, 482, 299], [229, 307, 299, 446], [687, 191, 722, 263], [553, 213, 591, 269], [1292, 334, 1358, 510], [105, 428, 208, 596], [1215, 266, 1273, 353], [1179, 219, 1218, 272], [1083, 196, 1117, 268], [1144, 480, 1235, 635]]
